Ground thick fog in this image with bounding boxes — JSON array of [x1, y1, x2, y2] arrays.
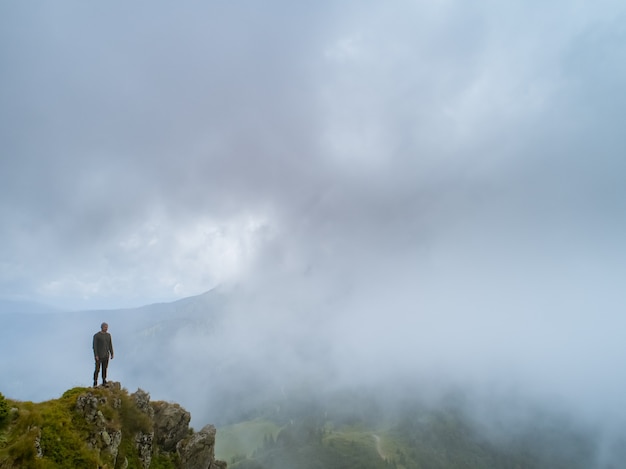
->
[[1, 0, 626, 457]]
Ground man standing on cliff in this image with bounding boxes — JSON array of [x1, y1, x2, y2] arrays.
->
[[93, 322, 114, 387]]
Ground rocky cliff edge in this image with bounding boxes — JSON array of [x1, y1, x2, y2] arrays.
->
[[0, 382, 227, 469]]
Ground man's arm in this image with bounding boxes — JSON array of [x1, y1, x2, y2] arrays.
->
[[109, 335, 114, 359], [93, 334, 99, 361]]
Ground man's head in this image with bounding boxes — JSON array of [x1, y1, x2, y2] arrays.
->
[[101, 322, 108, 332]]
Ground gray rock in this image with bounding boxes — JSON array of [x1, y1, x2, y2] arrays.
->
[[132, 388, 154, 418], [73, 384, 226, 468], [96, 410, 106, 426], [153, 402, 191, 451], [213, 460, 228, 469], [33, 427, 43, 458], [135, 431, 154, 469], [177, 424, 217, 469], [105, 381, 122, 391], [76, 393, 100, 423], [102, 430, 122, 466]]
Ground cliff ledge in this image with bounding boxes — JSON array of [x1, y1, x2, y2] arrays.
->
[[0, 382, 226, 469]]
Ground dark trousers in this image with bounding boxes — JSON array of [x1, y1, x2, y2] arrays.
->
[[93, 357, 109, 383]]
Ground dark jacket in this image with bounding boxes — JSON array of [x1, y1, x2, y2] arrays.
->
[[93, 331, 114, 359]]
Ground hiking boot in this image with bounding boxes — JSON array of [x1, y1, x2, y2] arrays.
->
[[93, 381, 97, 387]]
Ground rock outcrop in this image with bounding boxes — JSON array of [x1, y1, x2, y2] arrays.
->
[[76, 384, 125, 467], [177, 424, 227, 469], [0, 382, 226, 469], [153, 400, 191, 452]]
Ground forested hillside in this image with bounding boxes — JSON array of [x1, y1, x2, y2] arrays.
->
[[216, 392, 612, 469]]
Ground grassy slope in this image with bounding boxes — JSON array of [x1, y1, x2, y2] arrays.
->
[[215, 402, 598, 469], [217, 417, 410, 469], [0, 387, 175, 469], [216, 418, 282, 463], [0, 388, 102, 468]]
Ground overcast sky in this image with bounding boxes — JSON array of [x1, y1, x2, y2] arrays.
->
[[1, 0, 623, 310], [2, 0, 626, 423]]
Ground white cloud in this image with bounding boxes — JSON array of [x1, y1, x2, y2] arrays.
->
[[30, 210, 272, 309], [324, 35, 364, 62]]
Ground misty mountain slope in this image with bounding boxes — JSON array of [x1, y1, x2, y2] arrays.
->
[[0, 286, 336, 423], [0, 300, 59, 315], [3, 288, 626, 469], [0, 289, 229, 405], [216, 394, 603, 469], [223, 418, 388, 469]]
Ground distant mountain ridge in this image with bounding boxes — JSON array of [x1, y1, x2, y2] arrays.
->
[[0, 288, 231, 409], [0, 299, 60, 315]]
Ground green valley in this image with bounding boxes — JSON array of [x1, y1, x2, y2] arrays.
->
[[215, 392, 601, 469]]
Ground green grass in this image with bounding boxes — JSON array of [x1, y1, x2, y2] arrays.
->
[[0, 386, 168, 469], [220, 417, 393, 469], [0, 392, 100, 469], [214, 396, 601, 469], [216, 418, 282, 463]]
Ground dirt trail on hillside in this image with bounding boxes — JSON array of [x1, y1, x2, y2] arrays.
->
[[372, 434, 386, 461]]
